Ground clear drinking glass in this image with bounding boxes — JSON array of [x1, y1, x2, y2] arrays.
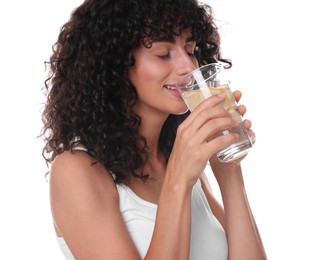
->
[[176, 62, 253, 163]]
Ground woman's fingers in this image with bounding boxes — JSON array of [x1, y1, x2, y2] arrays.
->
[[185, 106, 231, 137], [233, 90, 242, 102], [196, 116, 237, 144], [204, 132, 239, 158], [237, 104, 246, 116], [243, 119, 252, 129], [232, 90, 256, 144], [181, 94, 227, 128], [242, 119, 256, 144], [178, 94, 236, 145]]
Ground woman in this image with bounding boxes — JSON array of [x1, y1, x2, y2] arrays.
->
[[41, 0, 267, 259]]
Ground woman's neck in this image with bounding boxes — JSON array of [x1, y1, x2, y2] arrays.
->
[[136, 109, 169, 156]]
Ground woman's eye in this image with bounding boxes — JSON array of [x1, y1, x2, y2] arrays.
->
[[186, 46, 196, 57], [157, 53, 171, 60]]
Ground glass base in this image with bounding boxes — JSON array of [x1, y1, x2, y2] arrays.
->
[[217, 139, 252, 163]]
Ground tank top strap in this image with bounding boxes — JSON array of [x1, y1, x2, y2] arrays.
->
[[71, 146, 88, 152], [71, 146, 116, 181]]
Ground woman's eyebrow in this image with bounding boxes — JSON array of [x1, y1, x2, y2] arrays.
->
[[154, 35, 195, 44]]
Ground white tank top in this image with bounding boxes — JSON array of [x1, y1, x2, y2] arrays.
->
[[56, 179, 228, 259]]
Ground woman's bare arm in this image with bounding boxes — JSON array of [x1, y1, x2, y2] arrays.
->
[[203, 162, 267, 260], [50, 150, 141, 259], [50, 150, 194, 260]]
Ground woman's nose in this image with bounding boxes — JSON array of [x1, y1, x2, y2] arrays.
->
[[175, 51, 197, 76]]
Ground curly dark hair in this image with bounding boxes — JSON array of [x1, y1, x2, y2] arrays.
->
[[41, 0, 231, 183]]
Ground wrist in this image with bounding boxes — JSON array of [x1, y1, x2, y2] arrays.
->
[[210, 157, 242, 175], [164, 164, 199, 189], [163, 174, 194, 194], [210, 161, 244, 188]]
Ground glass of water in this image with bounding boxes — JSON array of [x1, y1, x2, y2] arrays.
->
[[177, 62, 253, 163]]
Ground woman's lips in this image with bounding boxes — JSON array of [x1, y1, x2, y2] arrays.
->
[[164, 84, 182, 98], [165, 85, 177, 90]]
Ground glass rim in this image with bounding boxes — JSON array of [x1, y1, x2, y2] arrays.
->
[[176, 62, 223, 89]]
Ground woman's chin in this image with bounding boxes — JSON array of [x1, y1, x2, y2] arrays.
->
[[172, 106, 189, 115]]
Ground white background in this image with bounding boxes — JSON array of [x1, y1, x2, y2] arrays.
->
[[0, 0, 317, 259]]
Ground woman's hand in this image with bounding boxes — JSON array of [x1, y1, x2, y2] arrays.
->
[[209, 90, 256, 175], [233, 90, 256, 144], [166, 93, 239, 187]]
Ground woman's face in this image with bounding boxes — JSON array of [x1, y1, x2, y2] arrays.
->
[[128, 28, 198, 117]]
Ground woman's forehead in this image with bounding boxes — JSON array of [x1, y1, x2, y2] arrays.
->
[[142, 27, 194, 46]]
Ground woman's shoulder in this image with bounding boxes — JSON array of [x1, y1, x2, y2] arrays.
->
[[49, 150, 141, 258], [50, 149, 118, 202], [51, 149, 98, 173]]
